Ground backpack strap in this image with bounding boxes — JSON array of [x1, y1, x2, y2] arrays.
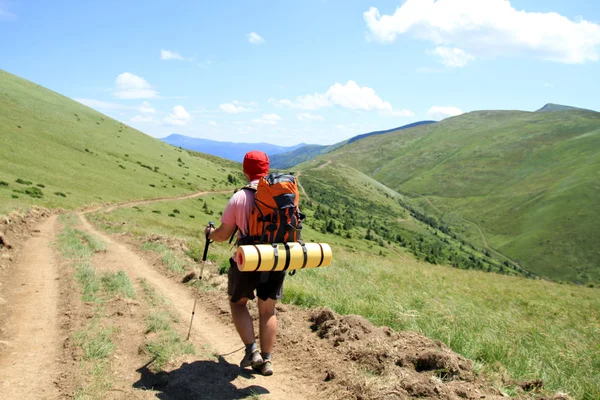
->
[[228, 184, 258, 244]]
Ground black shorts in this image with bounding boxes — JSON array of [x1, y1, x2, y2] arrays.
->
[[227, 258, 286, 303]]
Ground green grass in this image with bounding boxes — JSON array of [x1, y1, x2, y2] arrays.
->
[[138, 278, 195, 371], [139, 277, 169, 308], [313, 110, 600, 284], [0, 69, 241, 215], [145, 330, 195, 371], [100, 270, 135, 299], [141, 242, 187, 274], [145, 311, 173, 334], [73, 325, 117, 361], [56, 215, 104, 302]]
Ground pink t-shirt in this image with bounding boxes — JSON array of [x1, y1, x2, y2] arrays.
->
[[221, 181, 257, 263]]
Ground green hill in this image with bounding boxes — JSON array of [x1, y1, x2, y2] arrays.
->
[[0, 69, 242, 214], [317, 109, 600, 284], [270, 121, 436, 170], [294, 160, 524, 276]]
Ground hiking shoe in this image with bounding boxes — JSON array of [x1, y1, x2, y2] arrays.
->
[[240, 349, 263, 369], [258, 359, 273, 376]]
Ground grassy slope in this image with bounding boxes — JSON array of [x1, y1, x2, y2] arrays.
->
[[322, 110, 600, 283], [0, 69, 242, 214]]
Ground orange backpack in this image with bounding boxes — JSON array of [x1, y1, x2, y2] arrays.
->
[[239, 173, 304, 245]]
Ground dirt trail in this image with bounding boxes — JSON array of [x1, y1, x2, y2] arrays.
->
[[317, 160, 332, 170], [98, 189, 232, 213], [0, 216, 60, 399], [76, 212, 318, 399], [295, 171, 311, 202]]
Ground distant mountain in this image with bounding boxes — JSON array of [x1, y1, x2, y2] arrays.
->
[[536, 103, 596, 113], [347, 121, 436, 144], [160, 134, 307, 162], [271, 121, 436, 169]]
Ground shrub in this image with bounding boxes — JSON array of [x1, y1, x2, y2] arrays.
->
[[11, 194, 18, 199], [119, 165, 126, 169], [54, 192, 67, 197], [189, 215, 195, 219], [0, 181, 8, 187], [36, 183, 45, 188], [149, 184, 156, 188], [15, 178, 32, 185], [25, 187, 43, 198], [168, 213, 176, 218], [152, 210, 161, 214], [173, 209, 180, 214]]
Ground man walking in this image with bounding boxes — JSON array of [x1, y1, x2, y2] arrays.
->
[[205, 150, 284, 376]]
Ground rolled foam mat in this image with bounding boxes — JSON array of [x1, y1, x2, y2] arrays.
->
[[236, 242, 332, 272]]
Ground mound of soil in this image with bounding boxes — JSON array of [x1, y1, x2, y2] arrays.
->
[[199, 293, 509, 400]]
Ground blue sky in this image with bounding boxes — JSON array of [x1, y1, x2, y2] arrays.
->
[[1, 0, 599, 145]]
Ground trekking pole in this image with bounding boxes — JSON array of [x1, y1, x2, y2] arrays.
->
[[187, 221, 214, 341]]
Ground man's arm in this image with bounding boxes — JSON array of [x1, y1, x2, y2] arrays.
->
[[205, 222, 236, 243]]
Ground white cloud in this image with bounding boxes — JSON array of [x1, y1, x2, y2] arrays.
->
[[431, 47, 475, 67], [364, 0, 600, 64], [208, 121, 217, 126], [253, 113, 281, 125], [161, 49, 186, 61], [164, 105, 192, 126], [113, 72, 158, 99], [277, 80, 413, 117], [139, 101, 156, 114], [544, 83, 554, 88], [297, 112, 325, 121], [248, 32, 265, 44], [219, 100, 258, 114], [427, 106, 464, 120]]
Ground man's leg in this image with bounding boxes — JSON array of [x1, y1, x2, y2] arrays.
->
[[255, 271, 284, 375], [257, 298, 277, 354], [229, 297, 254, 345], [230, 296, 263, 368]]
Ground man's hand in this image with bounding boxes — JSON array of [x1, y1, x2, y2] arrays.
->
[[205, 222, 236, 242], [204, 225, 215, 239]]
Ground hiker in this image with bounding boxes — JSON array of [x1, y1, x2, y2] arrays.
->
[[204, 150, 284, 376]]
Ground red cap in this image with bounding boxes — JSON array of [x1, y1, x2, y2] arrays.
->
[[243, 150, 269, 181]]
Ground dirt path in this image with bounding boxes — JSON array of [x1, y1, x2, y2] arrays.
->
[[295, 172, 311, 202], [0, 216, 60, 400], [316, 160, 332, 170], [99, 189, 232, 213], [76, 212, 318, 399]]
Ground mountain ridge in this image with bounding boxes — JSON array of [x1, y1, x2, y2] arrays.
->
[[271, 120, 436, 169], [160, 134, 307, 162]]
